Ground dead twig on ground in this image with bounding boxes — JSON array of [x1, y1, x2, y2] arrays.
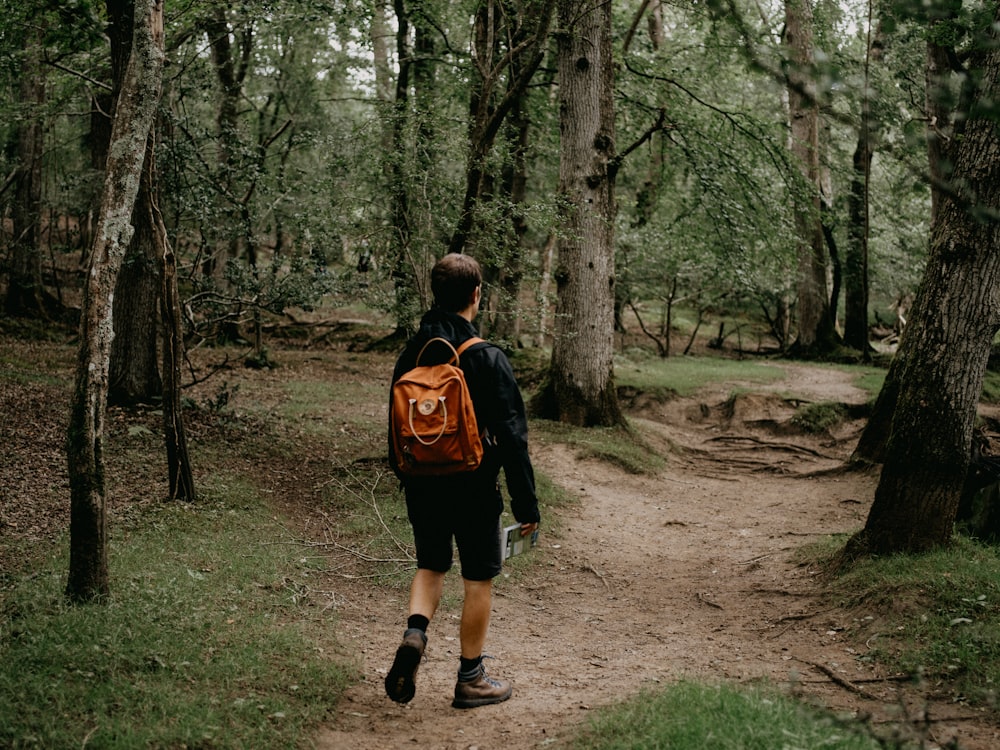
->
[[697, 592, 723, 609], [583, 563, 610, 589], [315, 465, 414, 561], [795, 657, 882, 701]]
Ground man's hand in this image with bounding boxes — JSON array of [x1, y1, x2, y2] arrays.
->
[[520, 522, 539, 536]]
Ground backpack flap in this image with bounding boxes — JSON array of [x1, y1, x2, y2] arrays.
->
[[391, 338, 485, 476]]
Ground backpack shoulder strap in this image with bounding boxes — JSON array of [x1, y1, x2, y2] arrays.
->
[[455, 336, 487, 358], [415, 337, 458, 367]]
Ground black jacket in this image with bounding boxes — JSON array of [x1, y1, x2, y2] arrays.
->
[[389, 309, 540, 524]]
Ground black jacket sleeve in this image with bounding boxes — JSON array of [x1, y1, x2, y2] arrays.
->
[[464, 345, 540, 524]]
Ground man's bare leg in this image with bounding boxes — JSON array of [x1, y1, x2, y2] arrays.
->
[[452, 577, 511, 708], [410, 568, 445, 620], [459, 577, 492, 658]]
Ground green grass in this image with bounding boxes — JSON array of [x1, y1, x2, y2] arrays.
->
[[533, 420, 667, 474], [0, 477, 351, 750], [821, 536, 1000, 707], [615, 352, 786, 397], [851, 366, 887, 401], [981, 371, 1000, 404], [791, 401, 851, 433], [566, 680, 882, 749]]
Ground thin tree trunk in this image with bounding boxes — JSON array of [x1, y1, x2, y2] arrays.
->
[[5, 25, 47, 319], [202, 5, 250, 282], [66, 0, 164, 603], [490, 92, 531, 343], [447, 0, 554, 257], [157, 185, 196, 502], [109, 140, 162, 405], [387, 0, 419, 336], [843, 21, 884, 354]]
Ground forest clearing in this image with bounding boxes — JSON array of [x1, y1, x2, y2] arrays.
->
[[5, 317, 1000, 750]]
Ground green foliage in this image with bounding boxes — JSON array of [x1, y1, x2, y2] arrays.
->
[[0, 0, 990, 362], [567, 680, 882, 750], [0, 483, 350, 749]]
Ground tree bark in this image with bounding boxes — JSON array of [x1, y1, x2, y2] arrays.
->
[[108, 0, 162, 406], [201, 5, 251, 281], [489, 91, 532, 343], [157, 187, 196, 502], [784, 0, 835, 352], [66, 0, 164, 603], [539, 0, 623, 427], [852, 13, 970, 465], [387, 0, 420, 336], [843, 22, 884, 354], [109, 141, 163, 405], [844, 12, 1000, 558]]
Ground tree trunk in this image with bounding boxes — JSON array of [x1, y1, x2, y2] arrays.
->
[[539, 0, 623, 427], [5, 25, 47, 319], [66, 0, 164, 603], [108, 0, 161, 406], [844, 14, 1000, 558], [784, 0, 834, 352], [201, 5, 250, 282], [387, 0, 420, 336], [843, 23, 884, 354], [156, 182, 196, 502], [109, 141, 163, 405], [490, 92, 531, 344], [852, 15, 969, 466]]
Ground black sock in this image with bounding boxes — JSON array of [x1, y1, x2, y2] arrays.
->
[[407, 614, 430, 634], [458, 655, 482, 681]]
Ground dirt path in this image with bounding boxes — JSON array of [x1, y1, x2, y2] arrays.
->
[[316, 366, 1000, 750]]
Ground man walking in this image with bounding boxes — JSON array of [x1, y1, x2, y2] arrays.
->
[[385, 253, 541, 709]]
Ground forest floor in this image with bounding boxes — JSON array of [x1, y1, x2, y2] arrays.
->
[[4, 322, 1000, 750]]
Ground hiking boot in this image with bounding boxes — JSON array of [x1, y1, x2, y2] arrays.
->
[[451, 664, 512, 709], [384, 628, 426, 703]]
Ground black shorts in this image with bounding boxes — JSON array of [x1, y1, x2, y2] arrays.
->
[[404, 475, 504, 581]]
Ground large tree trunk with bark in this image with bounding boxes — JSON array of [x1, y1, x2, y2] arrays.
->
[[852, 15, 972, 466], [785, 0, 835, 352], [844, 14, 1000, 558], [66, 0, 164, 603], [537, 0, 623, 427]]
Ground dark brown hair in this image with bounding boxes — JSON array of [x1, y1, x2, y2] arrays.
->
[[431, 253, 482, 312]]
